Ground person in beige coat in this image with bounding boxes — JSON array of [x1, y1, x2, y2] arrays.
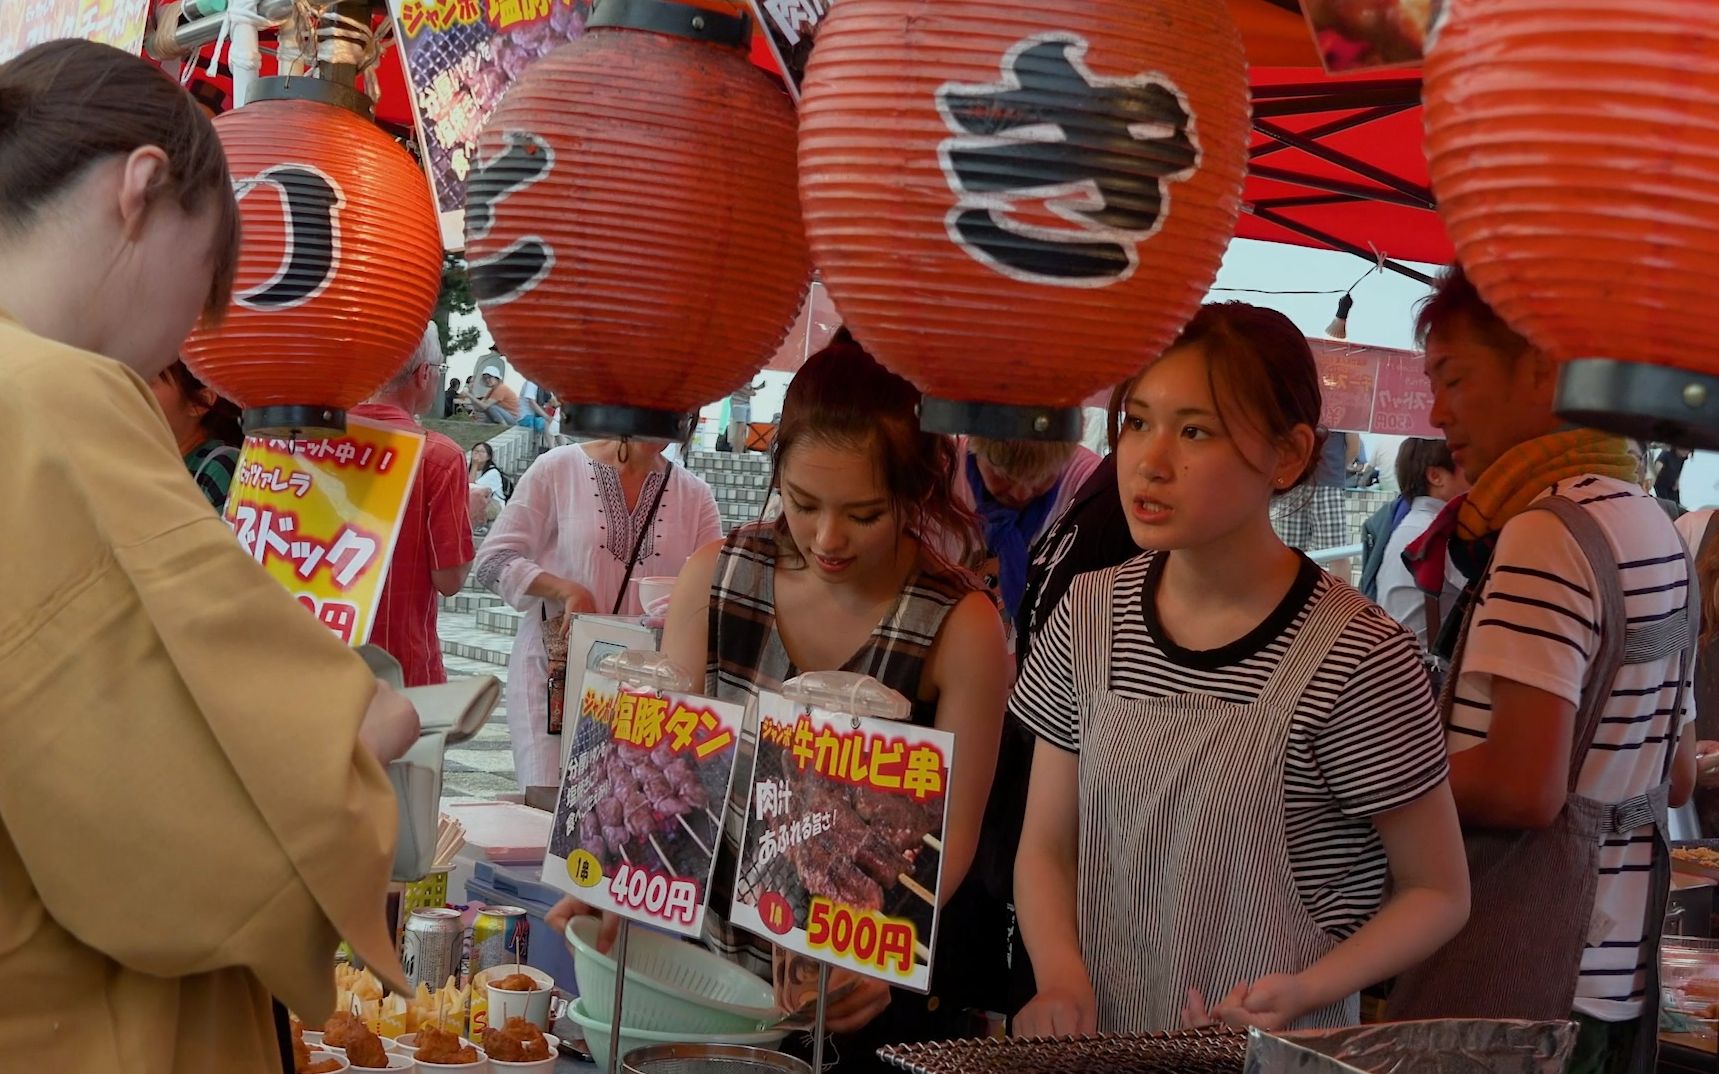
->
[[0, 41, 418, 1072]]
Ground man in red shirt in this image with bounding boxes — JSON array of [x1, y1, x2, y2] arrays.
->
[[351, 328, 475, 685]]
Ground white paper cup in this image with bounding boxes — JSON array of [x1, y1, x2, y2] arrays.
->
[[484, 1031, 559, 1074], [304, 1052, 352, 1073], [635, 576, 676, 616], [483, 966, 554, 1031]]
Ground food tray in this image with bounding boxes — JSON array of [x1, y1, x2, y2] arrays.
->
[[877, 1027, 1248, 1074], [1672, 841, 1719, 883]]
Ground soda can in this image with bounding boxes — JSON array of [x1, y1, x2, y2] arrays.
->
[[472, 906, 531, 976], [402, 908, 464, 991]]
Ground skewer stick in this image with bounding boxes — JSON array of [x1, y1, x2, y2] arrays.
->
[[647, 833, 674, 872], [703, 805, 722, 827], [921, 833, 942, 854], [896, 873, 936, 907], [675, 813, 712, 856], [915, 941, 932, 963]]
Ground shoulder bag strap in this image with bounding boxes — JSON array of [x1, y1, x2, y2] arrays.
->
[[611, 465, 673, 615]]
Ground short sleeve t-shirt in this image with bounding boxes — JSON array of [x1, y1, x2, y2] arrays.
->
[[1448, 476, 1694, 1021], [1008, 551, 1449, 938]]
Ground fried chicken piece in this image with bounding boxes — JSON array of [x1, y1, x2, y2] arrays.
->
[[491, 972, 539, 992], [415, 1025, 479, 1065], [290, 1022, 313, 1073], [344, 1029, 390, 1069], [483, 1017, 551, 1062], [322, 1010, 372, 1050], [303, 1059, 344, 1074]]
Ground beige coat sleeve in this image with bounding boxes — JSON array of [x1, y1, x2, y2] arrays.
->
[[0, 351, 405, 1020]]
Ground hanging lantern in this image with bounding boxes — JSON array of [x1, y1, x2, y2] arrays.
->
[[1425, 1, 1719, 447], [797, 0, 1249, 440], [182, 78, 444, 437], [464, 0, 808, 442]]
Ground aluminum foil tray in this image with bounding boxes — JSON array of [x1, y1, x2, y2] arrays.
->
[[878, 1027, 1249, 1074]]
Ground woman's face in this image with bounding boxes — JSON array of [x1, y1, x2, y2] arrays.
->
[[471, 444, 491, 468], [778, 437, 902, 586], [1115, 343, 1306, 551], [114, 172, 228, 380]]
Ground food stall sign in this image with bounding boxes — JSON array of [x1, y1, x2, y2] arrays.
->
[[730, 689, 954, 993], [542, 671, 745, 938], [223, 417, 424, 646]]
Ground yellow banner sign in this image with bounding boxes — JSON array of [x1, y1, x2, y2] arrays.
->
[[1, 0, 150, 65], [222, 417, 425, 646]]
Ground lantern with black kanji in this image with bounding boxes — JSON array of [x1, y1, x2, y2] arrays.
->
[[796, 0, 1250, 440], [181, 78, 444, 437], [1425, 0, 1719, 446], [464, 0, 808, 441]]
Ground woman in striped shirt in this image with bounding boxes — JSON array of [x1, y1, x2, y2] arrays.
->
[[1010, 303, 1469, 1035]]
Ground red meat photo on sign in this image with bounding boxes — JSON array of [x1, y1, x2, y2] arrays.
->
[[729, 691, 955, 993], [542, 674, 745, 937]]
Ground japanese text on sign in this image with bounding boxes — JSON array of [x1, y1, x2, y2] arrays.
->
[[761, 715, 947, 802], [582, 687, 738, 759], [222, 419, 423, 647], [806, 897, 917, 977], [608, 863, 701, 927]]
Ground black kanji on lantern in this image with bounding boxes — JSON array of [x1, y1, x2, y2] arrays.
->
[[467, 130, 556, 306], [936, 33, 1200, 287], [234, 164, 344, 311]]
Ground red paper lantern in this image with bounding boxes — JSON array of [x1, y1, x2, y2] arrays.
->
[[1425, 1, 1719, 446], [465, 0, 808, 441], [182, 78, 443, 437], [798, 0, 1249, 440]]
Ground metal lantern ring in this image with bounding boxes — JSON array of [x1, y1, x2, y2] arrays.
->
[[464, 0, 809, 442], [1425, 1, 1719, 447], [797, 0, 1250, 441], [182, 77, 444, 438]]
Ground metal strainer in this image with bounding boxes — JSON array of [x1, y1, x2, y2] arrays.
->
[[622, 1043, 815, 1074]]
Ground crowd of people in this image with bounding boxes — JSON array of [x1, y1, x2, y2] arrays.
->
[[7, 38, 1719, 1074]]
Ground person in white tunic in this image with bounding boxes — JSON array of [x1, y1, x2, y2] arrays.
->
[[1010, 304, 1470, 1036], [472, 440, 721, 788], [1375, 436, 1469, 650]]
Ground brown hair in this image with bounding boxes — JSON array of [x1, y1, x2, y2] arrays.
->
[[1394, 436, 1457, 499], [0, 40, 239, 317], [1146, 302, 1326, 490], [1414, 263, 1533, 363], [771, 329, 984, 570], [162, 359, 244, 449], [967, 436, 1078, 489], [1699, 523, 1719, 649]]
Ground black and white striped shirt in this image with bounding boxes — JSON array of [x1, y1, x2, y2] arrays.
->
[[1009, 552, 1450, 938], [1449, 476, 1694, 1021]]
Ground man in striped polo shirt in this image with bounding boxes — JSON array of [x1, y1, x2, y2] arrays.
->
[[1389, 266, 1700, 1074]]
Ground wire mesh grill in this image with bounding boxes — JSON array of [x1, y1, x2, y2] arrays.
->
[[877, 1027, 1250, 1074]]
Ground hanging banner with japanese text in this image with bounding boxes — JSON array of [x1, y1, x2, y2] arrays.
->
[[0, 0, 149, 66], [746, 0, 826, 99], [543, 673, 744, 937], [223, 417, 424, 646], [387, 0, 593, 215], [730, 691, 953, 993]]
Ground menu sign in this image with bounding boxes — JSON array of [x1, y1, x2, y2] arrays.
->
[[0, 0, 148, 65], [388, 0, 592, 213], [1370, 348, 1440, 437], [1313, 342, 1379, 433], [543, 673, 744, 937], [747, 0, 827, 98], [730, 691, 953, 992]]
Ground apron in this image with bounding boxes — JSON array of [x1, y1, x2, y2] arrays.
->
[[1070, 568, 1365, 1032], [1389, 496, 1696, 1074]]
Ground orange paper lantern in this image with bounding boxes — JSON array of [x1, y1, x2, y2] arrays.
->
[[182, 79, 443, 437], [1425, 1, 1719, 445], [798, 0, 1249, 439], [465, 0, 808, 441]]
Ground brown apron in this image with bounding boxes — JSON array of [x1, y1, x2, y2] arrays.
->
[[1389, 496, 1696, 1074], [1070, 569, 1368, 1031]]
